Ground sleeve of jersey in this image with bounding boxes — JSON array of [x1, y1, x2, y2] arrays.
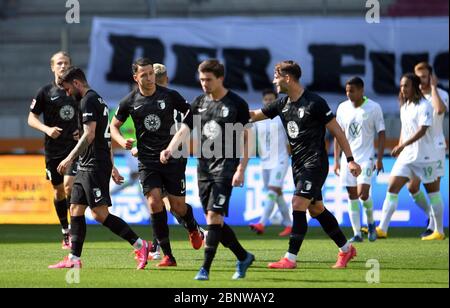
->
[[375, 105, 386, 133], [172, 91, 193, 129], [335, 105, 343, 128], [261, 100, 279, 119], [418, 102, 433, 127], [114, 97, 130, 123], [440, 89, 449, 111], [315, 98, 335, 124], [82, 97, 98, 124], [30, 87, 46, 115], [237, 99, 250, 126]]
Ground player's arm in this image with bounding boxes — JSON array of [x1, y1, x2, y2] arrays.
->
[[249, 109, 268, 123], [391, 126, 429, 157], [110, 148, 124, 185], [326, 118, 361, 177], [333, 137, 341, 176], [57, 121, 96, 175], [110, 117, 134, 150], [375, 130, 385, 174], [160, 123, 191, 164], [232, 128, 250, 187], [430, 75, 447, 115], [27, 112, 62, 139]]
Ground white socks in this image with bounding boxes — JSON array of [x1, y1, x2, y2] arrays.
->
[[348, 199, 361, 237], [379, 192, 398, 233]]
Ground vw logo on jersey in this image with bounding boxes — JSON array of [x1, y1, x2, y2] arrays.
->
[[203, 120, 221, 140], [221, 106, 229, 118], [144, 114, 161, 132], [298, 107, 305, 119], [287, 121, 299, 139], [157, 100, 166, 110], [59, 105, 75, 121], [349, 121, 362, 138]]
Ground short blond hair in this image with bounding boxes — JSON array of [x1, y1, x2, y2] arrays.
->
[[153, 63, 167, 78]]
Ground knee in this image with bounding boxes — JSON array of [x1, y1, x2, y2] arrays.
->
[[359, 192, 369, 202], [54, 186, 65, 201], [308, 204, 324, 218], [91, 209, 108, 224], [64, 184, 72, 199]]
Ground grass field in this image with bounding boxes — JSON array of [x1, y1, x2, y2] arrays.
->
[[0, 225, 447, 288]]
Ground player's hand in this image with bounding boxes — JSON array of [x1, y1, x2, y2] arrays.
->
[[160, 149, 171, 164], [348, 161, 361, 177], [57, 157, 72, 175], [430, 74, 438, 88], [391, 144, 404, 157], [333, 162, 340, 176], [73, 129, 80, 141], [232, 169, 245, 187], [112, 166, 124, 185], [374, 159, 384, 175], [46, 126, 62, 139], [121, 138, 135, 150], [131, 147, 138, 157]]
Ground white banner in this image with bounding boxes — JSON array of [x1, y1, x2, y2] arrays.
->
[[87, 16, 449, 112]]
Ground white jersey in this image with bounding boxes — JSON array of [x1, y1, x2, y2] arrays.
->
[[424, 87, 449, 150], [398, 98, 436, 164], [255, 117, 289, 169], [336, 98, 385, 163]]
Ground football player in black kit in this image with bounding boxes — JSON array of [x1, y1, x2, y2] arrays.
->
[[110, 58, 203, 268], [28, 51, 79, 250], [48, 67, 150, 270], [250, 61, 362, 269], [161, 59, 255, 281]]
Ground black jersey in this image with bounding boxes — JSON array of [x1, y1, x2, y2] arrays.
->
[[115, 85, 192, 163], [261, 89, 334, 173], [192, 90, 250, 180], [30, 82, 79, 159], [78, 90, 112, 171]]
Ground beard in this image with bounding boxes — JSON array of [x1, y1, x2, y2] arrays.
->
[[72, 90, 83, 101]]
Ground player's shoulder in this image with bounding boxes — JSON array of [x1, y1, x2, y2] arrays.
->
[[366, 98, 382, 110], [304, 89, 327, 105], [337, 99, 351, 110], [119, 88, 139, 106], [227, 90, 248, 107], [437, 87, 449, 102], [35, 83, 54, 98], [82, 89, 102, 105]]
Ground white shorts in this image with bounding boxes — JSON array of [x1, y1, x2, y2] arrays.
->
[[340, 156, 374, 187], [436, 149, 446, 178], [262, 160, 289, 189], [391, 159, 438, 184]]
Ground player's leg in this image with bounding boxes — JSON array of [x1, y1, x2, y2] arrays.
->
[[407, 176, 434, 237], [249, 169, 272, 234], [358, 184, 376, 241], [346, 186, 362, 242], [268, 194, 310, 269], [421, 163, 445, 240], [146, 188, 176, 266], [377, 176, 408, 236], [168, 194, 204, 250], [270, 163, 292, 236], [309, 201, 356, 268]]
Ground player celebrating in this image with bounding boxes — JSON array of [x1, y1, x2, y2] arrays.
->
[[161, 59, 255, 281], [111, 58, 203, 268], [404, 62, 448, 240], [28, 51, 79, 250], [334, 77, 385, 242], [250, 60, 361, 269], [48, 67, 150, 270], [377, 73, 442, 239], [249, 88, 292, 237]]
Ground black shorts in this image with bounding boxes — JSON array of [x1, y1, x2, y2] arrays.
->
[[293, 167, 328, 202], [45, 157, 78, 186], [70, 168, 112, 208], [139, 160, 186, 197], [198, 179, 233, 217]]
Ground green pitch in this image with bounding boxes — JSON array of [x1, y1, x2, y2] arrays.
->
[[0, 225, 447, 288]]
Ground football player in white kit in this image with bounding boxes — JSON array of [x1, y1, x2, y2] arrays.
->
[[404, 62, 448, 240], [377, 73, 442, 239], [249, 89, 292, 237], [334, 77, 385, 243]]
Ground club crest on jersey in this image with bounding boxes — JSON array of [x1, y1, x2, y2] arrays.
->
[[287, 121, 299, 139], [221, 106, 229, 118], [203, 120, 221, 140], [157, 100, 166, 110], [144, 114, 161, 132], [349, 121, 362, 138], [298, 107, 305, 119], [60, 105, 75, 121]]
